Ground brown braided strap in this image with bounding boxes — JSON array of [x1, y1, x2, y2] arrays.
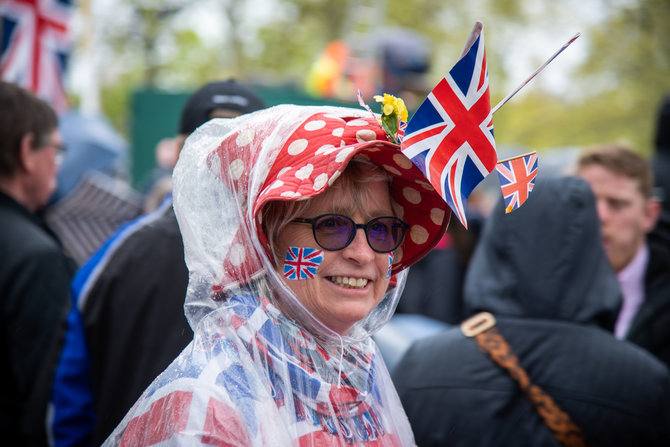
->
[[462, 312, 587, 447]]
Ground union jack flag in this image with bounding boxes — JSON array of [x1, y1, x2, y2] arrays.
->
[[396, 121, 407, 143], [400, 22, 497, 229], [283, 247, 324, 280], [386, 253, 393, 279], [495, 151, 538, 213], [1, 0, 73, 112]]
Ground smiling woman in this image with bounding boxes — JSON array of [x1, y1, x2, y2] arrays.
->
[[103, 104, 450, 446]]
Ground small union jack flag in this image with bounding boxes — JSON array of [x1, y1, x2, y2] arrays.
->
[[1, 0, 73, 112], [386, 253, 393, 279], [495, 151, 538, 213], [396, 121, 407, 143], [400, 22, 497, 229], [283, 247, 324, 280]]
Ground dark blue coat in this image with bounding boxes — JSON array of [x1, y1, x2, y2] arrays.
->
[[393, 176, 670, 447]]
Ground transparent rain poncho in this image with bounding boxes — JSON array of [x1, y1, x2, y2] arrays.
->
[[103, 105, 450, 446]]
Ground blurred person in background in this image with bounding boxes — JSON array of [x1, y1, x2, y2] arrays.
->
[[0, 81, 76, 446], [44, 109, 142, 267], [48, 79, 266, 447], [650, 94, 670, 250], [393, 175, 670, 447], [576, 144, 670, 369]]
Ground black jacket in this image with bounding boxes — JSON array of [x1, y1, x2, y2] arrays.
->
[[49, 201, 192, 447], [0, 191, 74, 446], [83, 204, 192, 445], [393, 176, 670, 447], [626, 242, 670, 369]]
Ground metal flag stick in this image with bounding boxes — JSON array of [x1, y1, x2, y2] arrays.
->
[[491, 32, 581, 115]]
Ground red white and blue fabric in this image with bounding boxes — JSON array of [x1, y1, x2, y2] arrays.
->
[[111, 291, 407, 446], [283, 247, 323, 280], [400, 23, 497, 229], [495, 151, 538, 213], [1, 0, 72, 112]]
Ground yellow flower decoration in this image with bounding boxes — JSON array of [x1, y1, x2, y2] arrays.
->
[[373, 93, 408, 144]]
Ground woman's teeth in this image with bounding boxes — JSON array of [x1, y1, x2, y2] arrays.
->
[[328, 276, 369, 289]]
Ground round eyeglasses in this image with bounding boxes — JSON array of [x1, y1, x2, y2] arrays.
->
[[291, 213, 409, 253]]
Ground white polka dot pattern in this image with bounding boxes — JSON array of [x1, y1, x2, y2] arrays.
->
[[235, 128, 255, 146], [295, 164, 313, 180], [313, 173, 328, 190], [304, 120, 326, 131], [247, 111, 450, 276], [356, 129, 377, 142], [230, 158, 245, 180], [287, 139, 308, 155], [402, 187, 422, 205], [430, 208, 445, 226], [228, 243, 246, 266], [382, 164, 402, 176], [410, 225, 429, 245], [393, 153, 413, 169]]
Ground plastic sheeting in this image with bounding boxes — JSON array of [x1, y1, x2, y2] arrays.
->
[[103, 105, 450, 446]]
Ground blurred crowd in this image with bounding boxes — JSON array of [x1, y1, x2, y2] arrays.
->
[[2, 78, 670, 446]]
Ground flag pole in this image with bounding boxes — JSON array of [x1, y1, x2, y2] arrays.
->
[[491, 32, 581, 115]]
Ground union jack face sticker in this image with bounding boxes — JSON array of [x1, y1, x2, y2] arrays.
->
[[283, 247, 324, 280], [386, 253, 394, 279]]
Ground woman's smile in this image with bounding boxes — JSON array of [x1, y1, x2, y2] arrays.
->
[[326, 275, 370, 289]]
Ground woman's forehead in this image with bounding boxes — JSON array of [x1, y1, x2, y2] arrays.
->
[[303, 178, 393, 217]]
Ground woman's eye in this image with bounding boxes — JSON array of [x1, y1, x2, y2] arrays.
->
[[320, 218, 337, 228], [370, 222, 389, 234]]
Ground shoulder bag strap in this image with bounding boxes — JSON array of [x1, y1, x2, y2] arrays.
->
[[461, 312, 587, 447]]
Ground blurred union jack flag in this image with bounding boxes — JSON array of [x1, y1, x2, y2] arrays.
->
[[400, 22, 497, 229], [283, 247, 324, 280], [495, 151, 538, 213], [1, 0, 73, 112], [396, 120, 407, 143]]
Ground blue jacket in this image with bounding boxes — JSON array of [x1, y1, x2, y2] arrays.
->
[[49, 198, 191, 446]]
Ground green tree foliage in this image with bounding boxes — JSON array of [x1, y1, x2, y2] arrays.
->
[[87, 0, 669, 157]]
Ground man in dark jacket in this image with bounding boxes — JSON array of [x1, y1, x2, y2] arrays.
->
[[48, 80, 265, 447], [576, 145, 670, 369], [393, 176, 670, 446], [0, 81, 75, 445], [650, 94, 670, 249]]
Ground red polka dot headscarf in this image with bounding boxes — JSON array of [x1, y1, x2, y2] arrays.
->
[[252, 111, 450, 273], [175, 105, 450, 307]]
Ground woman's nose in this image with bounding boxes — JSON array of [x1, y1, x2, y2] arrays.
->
[[342, 228, 375, 263]]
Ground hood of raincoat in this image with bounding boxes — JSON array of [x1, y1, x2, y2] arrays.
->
[[173, 104, 450, 344], [463, 175, 621, 329]]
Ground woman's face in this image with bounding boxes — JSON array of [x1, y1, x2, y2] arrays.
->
[[274, 175, 395, 335]]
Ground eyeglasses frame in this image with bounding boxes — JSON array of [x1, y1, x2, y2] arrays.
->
[[291, 213, 409, 253]]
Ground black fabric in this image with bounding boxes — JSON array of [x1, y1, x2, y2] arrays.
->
[[398, 244, 466, 324], [398, 216, 483, 325], [650, 94, 670, 250], [0, 191, 74, 446], [81, 206, 192, 446], [178, 79, 266, 135], [625, 242, 670, 369], [392, 176, 670, 447]]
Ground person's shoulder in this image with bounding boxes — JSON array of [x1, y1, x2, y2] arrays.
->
[[92, 202, 177, 263], [0, 209, 64, 261], [394, 326, 469, 370], [647, 240, 670, 274], [574, 323, 670, 379]]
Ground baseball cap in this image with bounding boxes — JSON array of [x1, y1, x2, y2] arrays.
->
[[178, 79, 266, 135]]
